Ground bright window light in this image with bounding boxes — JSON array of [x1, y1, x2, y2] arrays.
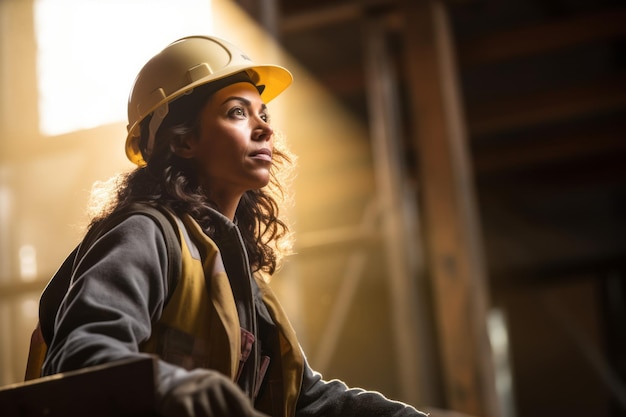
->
[[19, 244, 37, 281], [34, 0, 213, 136]]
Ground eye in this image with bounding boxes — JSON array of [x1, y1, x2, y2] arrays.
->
[[229, 106, 246, 118], [260, 112, 271, 123]]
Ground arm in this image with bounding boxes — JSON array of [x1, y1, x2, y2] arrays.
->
[[296, 357, 428, 417], [42, 215, 267, 417], [42, 215, 170, 375]]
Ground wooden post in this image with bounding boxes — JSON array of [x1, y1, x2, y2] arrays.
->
[[401, 1, 500, 416], [363, 16, 437, 407]]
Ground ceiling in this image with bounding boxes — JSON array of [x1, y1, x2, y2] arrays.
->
[[236, 0, 626, 290]]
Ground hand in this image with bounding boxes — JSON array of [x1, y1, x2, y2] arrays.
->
[[159, 369, 269, 417]]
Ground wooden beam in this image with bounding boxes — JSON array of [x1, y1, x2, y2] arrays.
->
[[280, 3, 362, 33], [473, 119, 626, 174], [0, 280, 46, 300], [458, 7, 626, 67], [402, 0, 499, 416], [318, 65, 367, 96], [467, 73, 626, 137]]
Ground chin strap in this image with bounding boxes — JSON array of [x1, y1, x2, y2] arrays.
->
[[146, 102, 169, 160]]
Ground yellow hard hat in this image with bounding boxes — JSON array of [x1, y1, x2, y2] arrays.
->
[[125, 35, 293, 166]]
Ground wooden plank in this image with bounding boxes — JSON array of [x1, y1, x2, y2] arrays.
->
[[401, 0, 499, 416], [0, 357, 157, 417]]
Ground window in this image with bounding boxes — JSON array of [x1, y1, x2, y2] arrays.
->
[[35, 0, 213, 136]]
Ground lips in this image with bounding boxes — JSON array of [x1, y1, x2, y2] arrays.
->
[[250, 148, 273, 162]]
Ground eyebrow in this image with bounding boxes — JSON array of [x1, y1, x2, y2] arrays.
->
[[221, 96, 268, 112]]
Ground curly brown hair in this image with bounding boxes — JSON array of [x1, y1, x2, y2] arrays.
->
[[89, 82, 294, 276]]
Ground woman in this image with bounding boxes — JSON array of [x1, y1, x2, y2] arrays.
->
[[36, 35, 427, 417]]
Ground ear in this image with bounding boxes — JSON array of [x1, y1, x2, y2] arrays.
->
[[170, 134, 196, 159]]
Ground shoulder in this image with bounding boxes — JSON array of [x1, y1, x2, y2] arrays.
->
[[76, 208, 182, 293], [92, 203, 180, 242], [79, 206, 181, 267], [92, 213, 168, 244]]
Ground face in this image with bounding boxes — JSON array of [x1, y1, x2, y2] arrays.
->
[[181, 82, 274, 202]]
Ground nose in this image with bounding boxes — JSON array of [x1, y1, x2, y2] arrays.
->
[[253, 118, 273, 142]]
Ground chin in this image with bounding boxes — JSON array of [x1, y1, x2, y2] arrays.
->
[[247, 179, 271, 191], [256, 174, 271, 188]]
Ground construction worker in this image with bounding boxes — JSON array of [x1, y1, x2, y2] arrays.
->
[[33, 36, 427, 417]]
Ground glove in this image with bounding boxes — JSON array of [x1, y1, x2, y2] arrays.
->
[[159, 369, 270, 417]]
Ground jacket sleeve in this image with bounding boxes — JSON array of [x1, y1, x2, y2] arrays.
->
[[295, 356, 428, 417], [40, 216, 227, 405]]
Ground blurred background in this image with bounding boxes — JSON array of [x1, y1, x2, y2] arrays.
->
[[1, 0, 625, 416]]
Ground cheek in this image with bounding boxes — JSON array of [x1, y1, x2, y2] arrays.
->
[[195, 119, 249, 164], [196, 134, 240, 172]]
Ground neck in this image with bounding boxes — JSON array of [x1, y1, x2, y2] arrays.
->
[[206, 190, 242, 222], [218, 200, 239, 222]]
